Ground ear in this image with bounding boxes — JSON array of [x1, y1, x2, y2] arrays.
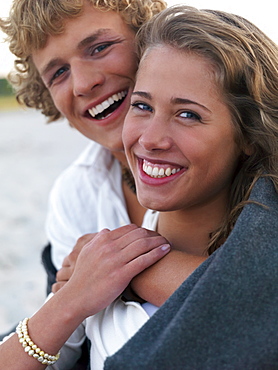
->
[[242, 143, 254, 156]]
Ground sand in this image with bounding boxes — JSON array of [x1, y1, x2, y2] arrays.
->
[[0, 108, 89, 334]]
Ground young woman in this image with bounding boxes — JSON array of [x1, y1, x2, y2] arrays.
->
[[106, 5, 278, 368]]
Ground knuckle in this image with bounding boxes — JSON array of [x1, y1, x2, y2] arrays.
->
[[76, 232, 96, 246], [52, 283, 58, 293], [76, 234, 90, 244], [69, 249, 79, 260], [55, 272, 62, 281]]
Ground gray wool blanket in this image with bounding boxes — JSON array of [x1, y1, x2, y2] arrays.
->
[[104, 178, 278, 369]]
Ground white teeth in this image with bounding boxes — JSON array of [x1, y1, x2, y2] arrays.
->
[[143, 160, 181, 178], [112, 93, 119, 101], [152, 167, 159, 176], [92, 107, 98, 116], [88, 90, 127, 118], [102, 100, 110, 110], [146, 166, 153, 176], [165, 168, 172, 177]]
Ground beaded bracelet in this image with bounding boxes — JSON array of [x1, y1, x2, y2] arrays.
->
[[16, 318, 60, 366]]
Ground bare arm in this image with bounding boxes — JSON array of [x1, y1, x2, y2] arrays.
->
[[0, 225, 170, 368], [54, 235, 206, 307], [130, 250, 207, 306]]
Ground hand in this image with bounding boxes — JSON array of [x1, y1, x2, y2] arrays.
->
[[63, 224, 170, 319], [52, 233, 97, 293]]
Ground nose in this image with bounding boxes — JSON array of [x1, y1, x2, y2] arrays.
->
[[138, 117, 173, 152], [71, 60, 105, 97]]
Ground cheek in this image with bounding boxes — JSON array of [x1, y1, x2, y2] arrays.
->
[[123, 115, 141, 155], [49, 89, 67, 116], [208, 138, 241, 179], [122, 120, 134, 152], [111, 47, 137, 79]]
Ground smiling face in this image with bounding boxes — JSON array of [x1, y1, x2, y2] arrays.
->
[[123, 46, 242, 215], [32, 2, 137, 153]]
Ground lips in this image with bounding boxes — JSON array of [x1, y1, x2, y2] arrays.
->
[[87, 90, 127, 120]]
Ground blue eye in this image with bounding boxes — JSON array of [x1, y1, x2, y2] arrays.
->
[[50, 66, 69, 85], [91, 43, 111, 55], [180, 111, 201, 120], [94, 44, 108, 53], [131, 102, 153, 112]]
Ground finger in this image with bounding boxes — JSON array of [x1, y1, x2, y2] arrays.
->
[[56, 266, 73, 282], [62, 247, 82, 268], [71, 232, 104, 258], [52, 281, 66, 293], [121, 233, 170, 263], [94, 224, 138, 242], [73, 233, 98, 250], [118, 226, 167, 250], [124, 243, 171, 279], [61, 233, 99, 268], [94, 225, 164, 253]]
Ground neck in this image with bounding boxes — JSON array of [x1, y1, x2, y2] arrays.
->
[[157, 202, 228, 257], [111, 150, 146, 226], [111, 150, 129, 168], [122, 180, 146, 226]]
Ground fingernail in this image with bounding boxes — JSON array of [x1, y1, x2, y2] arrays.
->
[[161, 244, 171, 252]]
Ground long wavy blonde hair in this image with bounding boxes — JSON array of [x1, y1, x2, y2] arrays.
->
[[0, 0, 167, 122], [136, 6, 278, 253]]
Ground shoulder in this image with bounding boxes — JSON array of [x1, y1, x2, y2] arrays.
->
[[239, 177, 278, 237], [50, 142, 118, 200]]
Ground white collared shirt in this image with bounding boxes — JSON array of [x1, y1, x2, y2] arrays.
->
[[45, 141, 130, 269]]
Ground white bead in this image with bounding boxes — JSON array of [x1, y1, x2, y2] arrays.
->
[[17, 318, 60, 365]]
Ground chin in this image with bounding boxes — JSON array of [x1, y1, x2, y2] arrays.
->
[[138, 197, 172, 212], [105, 139, 125, 153]]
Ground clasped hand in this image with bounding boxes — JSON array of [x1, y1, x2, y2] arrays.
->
[[53, 224, 170, 316]]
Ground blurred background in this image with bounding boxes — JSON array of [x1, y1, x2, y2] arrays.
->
[[0, 0, 277, 334]]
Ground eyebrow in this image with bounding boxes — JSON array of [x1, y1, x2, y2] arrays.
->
[[132, 91, 151, 99], [77, 29, 111, 50], [40, 29, 112, 77], [132, 91, 211, 112]]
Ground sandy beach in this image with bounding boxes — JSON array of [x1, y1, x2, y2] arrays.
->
[[0, 107, 89, 334]]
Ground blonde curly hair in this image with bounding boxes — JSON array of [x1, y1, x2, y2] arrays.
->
[[0, 0, 167, 122]]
